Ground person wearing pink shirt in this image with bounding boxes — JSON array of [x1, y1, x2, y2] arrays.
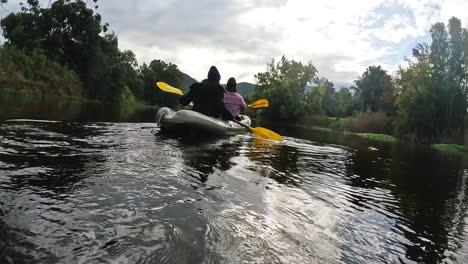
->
[[224, 77, 247, 120]]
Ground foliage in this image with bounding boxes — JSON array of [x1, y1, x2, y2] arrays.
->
[[0, 0, 190, 105], [0, 44, 82, 96], [119, 85, 136, 106], [251, 56, 317, 121], [396, 17, 468, 143], [305, 77, 336, 115], [344, 112, 393, 134], [335, 88, 357, 117], [327, 116, 350, 131], [354, 65, 394, 114], [139, 60, 183, 106], [0, 0, 141, 103]]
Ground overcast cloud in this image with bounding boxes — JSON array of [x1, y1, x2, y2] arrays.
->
[[1, 0, 467, 87]]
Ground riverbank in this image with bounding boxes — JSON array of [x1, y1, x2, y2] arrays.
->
[[0, 89, 98, 103], [0, 90, 157, 122], [310, 116, 468, 155], [431, 144, 468, 155]]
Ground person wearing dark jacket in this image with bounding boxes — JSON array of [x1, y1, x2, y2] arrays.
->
[[179, 66, 234, 120]]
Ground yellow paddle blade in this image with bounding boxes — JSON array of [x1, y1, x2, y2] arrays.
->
[[156, 82, 184, 96], [248, 99, 269, 108], [250, 127, 284, 141]]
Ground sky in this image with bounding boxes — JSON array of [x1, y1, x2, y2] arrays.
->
[[1, 0, 467, 87]]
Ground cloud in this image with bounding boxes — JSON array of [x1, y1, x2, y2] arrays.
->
[[1, 0, 467, 86]]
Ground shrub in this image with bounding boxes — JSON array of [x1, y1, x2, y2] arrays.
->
[[301, 115, 329, 127], [344, 112, 393, 134], [0, 45, 82, 97]]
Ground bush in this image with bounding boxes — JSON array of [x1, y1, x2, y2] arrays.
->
[[344, 112, 393, 134], [0, 45, 82, 97], [301, 115, 329, 127], [327, 117, 350, 131]]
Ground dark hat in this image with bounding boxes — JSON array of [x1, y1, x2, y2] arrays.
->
[[207, 66, 221, 82], [226, 77, 237, 92]]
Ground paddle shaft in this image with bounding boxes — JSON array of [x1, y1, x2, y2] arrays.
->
[[157, 82, 267, 108], [232, 119, 251, 130]]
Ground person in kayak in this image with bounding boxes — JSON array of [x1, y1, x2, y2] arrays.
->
[[224, 77, 247, 120], [180, 66, 234, 120]]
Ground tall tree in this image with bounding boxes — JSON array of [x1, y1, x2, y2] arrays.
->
[[305, 77, 336, 115], [396, 44, 436, 141], [446, 17, 466, 135], [252, 56, 317, 121], [396, 18, 468, 142], [335, 87, 356, 117], [354, 65, 394, 113], [139, 60, 183, 107]]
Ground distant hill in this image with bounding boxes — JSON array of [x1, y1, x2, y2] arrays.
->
[[220, 82, 255, 96], [236, 82, 255, 96], [181, 72, 255, 96]]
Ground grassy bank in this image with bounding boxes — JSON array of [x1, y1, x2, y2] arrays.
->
[[309, 125, 398, 143], [353, 133, 398, 142], [305, 116, 398, 143], [431, 144, 468, 155], [327, 117, 350, 129]]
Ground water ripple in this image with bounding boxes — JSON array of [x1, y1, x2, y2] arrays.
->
[[0, 121, 467, 263]]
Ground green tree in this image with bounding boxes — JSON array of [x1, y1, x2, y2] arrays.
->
[[252, 56, 317, 121], [0, 0, 136, 102], [354, 65, 394, 114], [335, 87, 356, 117], [396, 18, 468, 142], [446, 17, 467, 134], [396, 43, 436, 141], [139, 60, 183, 106], [0, 44, 82, 96], [304, 77, 336, 115]]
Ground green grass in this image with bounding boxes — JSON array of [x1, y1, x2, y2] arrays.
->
[[327, 116, 350, 123], [431, 144, 468, 155], [354, 133, 398, 142], [327, 116, 350, 131]]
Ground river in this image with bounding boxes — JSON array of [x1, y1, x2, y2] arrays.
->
[[0, 97, 467, 263]]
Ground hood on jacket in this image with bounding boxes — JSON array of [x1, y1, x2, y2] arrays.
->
[[226, 77, 237, 92], [207, 66, 221, 82]]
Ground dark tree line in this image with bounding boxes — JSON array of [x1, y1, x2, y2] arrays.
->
[[0, 0, 183, 105], [250, 17, 467, 143]]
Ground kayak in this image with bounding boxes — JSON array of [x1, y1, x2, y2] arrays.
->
[[156, 107, 251, 136]]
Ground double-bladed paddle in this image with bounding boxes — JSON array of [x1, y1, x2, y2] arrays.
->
[[156, 82, 268, 109]]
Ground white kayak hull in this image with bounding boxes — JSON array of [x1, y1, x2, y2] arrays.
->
[[156, 107, 251, 136]]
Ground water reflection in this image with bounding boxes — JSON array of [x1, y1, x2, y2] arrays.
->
[[0, 121, 113, 192], [247, 138, 301, 186], [0, 95, 156, 122], [178, 140, 242, 188], [385, 147, 468, 263]]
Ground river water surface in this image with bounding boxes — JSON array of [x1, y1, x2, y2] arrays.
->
[[0, 98, 468, 263]]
